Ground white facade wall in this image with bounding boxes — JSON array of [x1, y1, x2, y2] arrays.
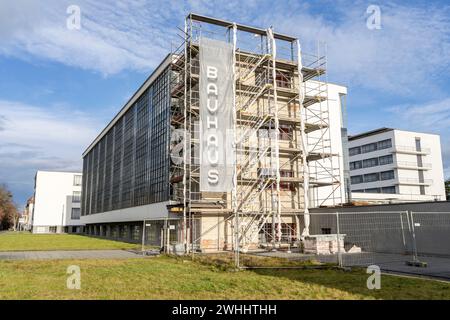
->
[[80, 201, 170, 225], [31, 171, 84, 233], [309, 82, 347, 207], [348, 129, 445, 202]]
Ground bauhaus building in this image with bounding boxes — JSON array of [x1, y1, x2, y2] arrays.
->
[[81, 14, 348, 253]]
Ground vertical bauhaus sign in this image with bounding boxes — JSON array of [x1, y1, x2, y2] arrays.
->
[[199, 37, 234, 192]]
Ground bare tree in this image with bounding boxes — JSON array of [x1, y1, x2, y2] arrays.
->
[[0, 185, 18, 230]]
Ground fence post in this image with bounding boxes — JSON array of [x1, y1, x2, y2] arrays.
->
[[399, 212, 406, 253], [409, 211, 419, 263], [336, 212, 343, 268], [141, 220, 146, 255]]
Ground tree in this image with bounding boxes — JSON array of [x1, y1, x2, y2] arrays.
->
[[446, 179, 450, 201], [0, 185, 18, 230]]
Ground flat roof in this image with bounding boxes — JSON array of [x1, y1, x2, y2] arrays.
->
[[36, 170, 82, 175], [348, 127, 441, 141], [348, 127, 393, 141]]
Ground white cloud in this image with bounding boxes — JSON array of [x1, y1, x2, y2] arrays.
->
[[388, 98, 450, 178], [1, 0, 449, 94], [0, 0, 181, 75], [0, 100, 103, 200]]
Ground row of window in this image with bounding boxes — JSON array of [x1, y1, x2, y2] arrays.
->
[[82, 69, 171, 216], [350, 154, 393, 170], [349, 139, 392, 156], [350, 170, 395, 185], [353, 186, 397, 194]]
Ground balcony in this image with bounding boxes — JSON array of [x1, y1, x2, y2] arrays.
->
[[392, 145, 430, 155], [396, 178, 433, 186], [396, 161, 432, 170]]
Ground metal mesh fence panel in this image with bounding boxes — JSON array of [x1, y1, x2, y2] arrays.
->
[[411, 212, 450, 258], [335, 211, 413, 268]]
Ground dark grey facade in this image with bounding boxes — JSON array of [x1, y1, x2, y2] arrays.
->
[[81, 65, 171, 217]]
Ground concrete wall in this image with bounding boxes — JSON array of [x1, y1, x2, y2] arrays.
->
[[80, 201, 171, 224]]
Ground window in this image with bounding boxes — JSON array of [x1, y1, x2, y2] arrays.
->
[[81, 70, 171, 216], [363, 158, 378, 168], [379, 155, 393, 165], [71, 208, 81, 220], [353, 189, 365, 193], [73, 175, 82, 186], [378, 139, 392, 150], [380, 170, 395, 180], [351, 175, 363, 184], [111, 226, 118, 238], [382, 186, 396, 194], [349, 147, 361, 156], [364, 172, 379, 183], [72, 191, 81, 203], [261, 223, 297, 242], [132, 225, 141, 241], [280, 170, 294, 191], [119, 225, 128, 239], [361, 143, 377, 153], [275, 71, 292, 88], [350, 161, 362, 170], [321, 228, 331, 235], [365, 188, 381, 193], [279, 125, 292, 140]]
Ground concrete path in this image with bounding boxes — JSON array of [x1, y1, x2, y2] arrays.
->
[[0, 250, 146, 260]]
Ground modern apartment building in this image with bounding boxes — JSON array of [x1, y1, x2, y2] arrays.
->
[[81, 14, 346, 252], [31, 171, 84, 233], [348, 128, 446, 203], [18, 196, 34, 231]]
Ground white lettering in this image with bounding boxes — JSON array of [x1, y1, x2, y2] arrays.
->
[[207, 116, 218, 129], [207, 98, 218, 113], [207, 66, 218, 79], [207, 83, 218, 96], [208, 170, 219, 185]]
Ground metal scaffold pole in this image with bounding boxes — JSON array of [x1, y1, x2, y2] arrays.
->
[[297, 40, 310, 237], [231, 23, 239, 269], [183, 16, 189, 255], [267, 27, 282, 248]]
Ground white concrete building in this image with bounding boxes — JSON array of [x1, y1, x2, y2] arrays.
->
[[31, 171, 84, 233], [308, 82, 347, 207], [348, 128, 446, 203]]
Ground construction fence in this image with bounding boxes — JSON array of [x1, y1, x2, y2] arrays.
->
[[138, 211, 450, 279], [240, 211, 450, 279]]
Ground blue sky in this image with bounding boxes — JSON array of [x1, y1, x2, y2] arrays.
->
[[1, 0, 449, 206]]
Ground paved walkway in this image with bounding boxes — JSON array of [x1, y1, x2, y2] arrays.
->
[[0, 250, 146, 260]]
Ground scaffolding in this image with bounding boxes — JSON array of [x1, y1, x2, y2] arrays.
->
[[169, 13, 342, 258]]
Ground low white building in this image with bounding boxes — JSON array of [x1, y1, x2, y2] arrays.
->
[[348, 128, 446, 203], [31, 171, 84, 233]]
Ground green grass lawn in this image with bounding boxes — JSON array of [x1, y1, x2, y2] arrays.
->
[[0, 232, 138, 251], [0, 255, 449, 300]]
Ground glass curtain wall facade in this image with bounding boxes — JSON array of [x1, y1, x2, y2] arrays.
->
[[82, 68, 171, 216]]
